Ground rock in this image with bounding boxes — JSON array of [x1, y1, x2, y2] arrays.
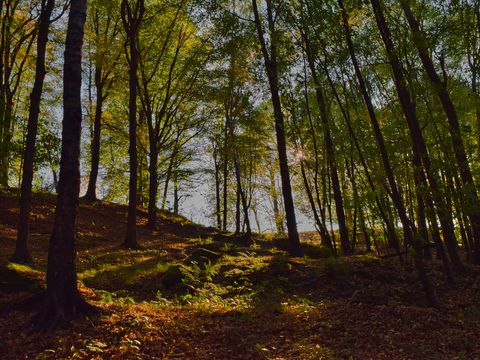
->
[[185, 248, 221, 266], [162, 264, 188, 289]]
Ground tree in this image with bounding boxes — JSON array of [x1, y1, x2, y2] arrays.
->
[[252, 0, 301, 256], [12, 0, 55, 264], [0, 0, 36, 187], [300, 27, 351, 255], [121, 0, 144, 249], [36, 0, 95, 328], [399, 0, 480, 265], [371, 0, 445, 305]]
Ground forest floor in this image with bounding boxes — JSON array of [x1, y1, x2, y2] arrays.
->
[[0, 190, 479, 359]]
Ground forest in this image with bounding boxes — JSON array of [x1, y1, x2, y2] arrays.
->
[[0, 0, 480, 358]]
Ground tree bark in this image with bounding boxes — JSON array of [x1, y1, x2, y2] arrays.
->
[[84, 64, 103, 201], [213, 144, 222, 228], [252, 0, 301, 256], [371, 0, 439, 306], [37, 0, 95, 329], [302, 30, 350, 255], [222, 117, 228, 231], [12, 0, 55, 264], [147, 142, 158, 228], [121, 0, 144, 249]]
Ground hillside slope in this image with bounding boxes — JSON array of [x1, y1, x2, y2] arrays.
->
[[0, 191, 479, 359]]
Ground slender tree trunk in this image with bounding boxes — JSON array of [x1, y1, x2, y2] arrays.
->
[[12, 0, 55, 264], [147, 142, 158, 228], [234, 156, 251, 238], [359, 205, 372, 252], [162, 165, 170, 209], [235, 180, 241, 234], [302, 31, 350, 255], [371, 0, 439, 306], [121, 0, 144, 249], [268, 165, 284, 234], [401, 0, 480, 264], [252, 0, 301, 255], [300, 161, 332, 249], [173, 170, 179, 215], [213, 146, 222, 229], [222, 118, 228, 231], [226, 108, 252, 239], [450, 174, 473, 258], [84, 64, 103, 201], [0, 95, 12, 187], [37, 0, 95, 328]]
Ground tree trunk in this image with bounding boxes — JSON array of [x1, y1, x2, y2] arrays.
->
[[147, 143, 158, 228], [121, 0, 144, 249], [222, 118, 228, 231], [37, 0, 95, 329], [234, 156, 251, 238], [302, 31, 350, 255], [226, 109, 252, 239], [371, 0, 439, 306], [252, 0, 301, 255], [300, 161, 332, 250], [84, 64, 103, 201], [235, 180, 241, 234], [213, 145, 222, 229], [268, 165, 284, 234], [12, 0, 55, 264], [401, 0, 480, 265], [173, 171, 179, 215]]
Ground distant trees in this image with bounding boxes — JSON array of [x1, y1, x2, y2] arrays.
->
[[0, 0, 37, 187]]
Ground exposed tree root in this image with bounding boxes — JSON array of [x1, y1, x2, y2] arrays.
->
[[32, 292, 99, 332], [1, 291, 100, 332]]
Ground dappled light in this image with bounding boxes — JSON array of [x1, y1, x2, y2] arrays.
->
[[1, 0, 480, 358]]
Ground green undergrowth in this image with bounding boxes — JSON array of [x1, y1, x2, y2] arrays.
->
[[0, 262, 44, 294], [75, 238, 373, 314], [2, 233, 413, 315]]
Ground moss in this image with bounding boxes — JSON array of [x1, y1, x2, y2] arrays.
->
[[0, 263, 43, 293], [80, 257, 167, 291]]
